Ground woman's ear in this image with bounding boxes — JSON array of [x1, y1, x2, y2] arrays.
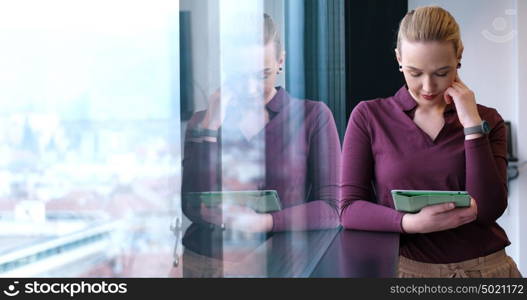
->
[[395, 48, 402, 65], [279, 50, 286, 66], [395, 48, 403, 72]]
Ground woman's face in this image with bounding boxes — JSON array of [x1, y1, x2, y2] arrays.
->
[[261, 42, 284, 99], [232, 42, 284, 104], [397, 40, 459, 103]]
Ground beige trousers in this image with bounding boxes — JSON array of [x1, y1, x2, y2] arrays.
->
[[398, 250, 523, 278]]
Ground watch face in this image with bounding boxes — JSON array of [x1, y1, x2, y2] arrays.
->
[[482, 120, 491, 133]]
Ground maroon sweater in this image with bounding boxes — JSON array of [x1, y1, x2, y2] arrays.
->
[[182, 87, 341, 231], [341, 86, 510, 263]]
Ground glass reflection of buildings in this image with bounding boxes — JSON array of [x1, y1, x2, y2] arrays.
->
[[0, 113, 181, 277]]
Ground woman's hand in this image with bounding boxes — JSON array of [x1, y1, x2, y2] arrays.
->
[[402, 198, 478, 234], [200, 88, 234, 131], [443, 75, 482, 129], [222, 205, 273, 233], [200, 204, 273, 233], [199, 86, 267, 138]]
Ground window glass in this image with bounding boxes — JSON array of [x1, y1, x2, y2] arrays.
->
[[0, 0, 182, 277]]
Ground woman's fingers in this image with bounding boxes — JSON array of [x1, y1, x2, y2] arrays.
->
[[422, 202, 456, 215], [454, 73, 463, 84], [444, 87, 455, 104], [451, 82, 463, 89], [439, 204, 477, 227], [455, 73, 468, 87], [415, 197, 478, 233], [470, 198, 478, 212], [445, 77, 468, 102]]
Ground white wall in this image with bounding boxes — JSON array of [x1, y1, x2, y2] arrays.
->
[[409, 0, 526, 274], [515, 0, 527, 276]]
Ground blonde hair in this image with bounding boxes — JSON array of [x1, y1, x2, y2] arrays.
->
[[397, 6, 463, 60], [264, 13, 282, 60]]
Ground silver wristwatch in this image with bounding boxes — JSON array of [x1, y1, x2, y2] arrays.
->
[[463, 120, 491, 135]]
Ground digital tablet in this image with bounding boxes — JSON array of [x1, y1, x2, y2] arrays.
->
[[391, 190, 471, 213], [184, 190, 282, 213]]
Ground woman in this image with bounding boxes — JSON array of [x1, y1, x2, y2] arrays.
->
[[181, 14, 341, 233], [340, 6, 521, 277]]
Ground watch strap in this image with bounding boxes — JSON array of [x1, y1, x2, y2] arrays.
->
[[463, 120, 490, 135], [190, 126, 219, 138]]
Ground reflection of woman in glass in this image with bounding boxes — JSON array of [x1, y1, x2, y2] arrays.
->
[[181, 14, 340, 233], [341, 6, 521, 277]]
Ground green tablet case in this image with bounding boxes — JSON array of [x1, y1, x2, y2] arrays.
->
[[391, 190, 471, 213], [184, 190, 282, 213]]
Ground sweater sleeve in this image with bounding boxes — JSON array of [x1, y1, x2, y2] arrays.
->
[[465, 110, 508, 224], [270, 103, 341, 231], [181, 112, 222, 225], [340, 102, 405, 232]]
